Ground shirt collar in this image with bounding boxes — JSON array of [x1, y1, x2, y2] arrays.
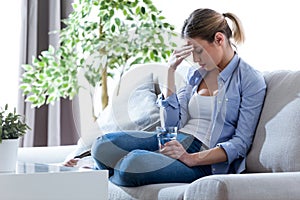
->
[[188, 53, 240, 85], [188, 66, 207, 86], [219, 53, 240, 82]]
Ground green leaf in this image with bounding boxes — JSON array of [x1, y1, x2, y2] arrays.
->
[[72, 3, 78, 9], [158, 35, 164, 43], [46, 95, 56, 104], [19, 83, 30, 91], [48, 45, 55, 54], [150, 51, 155, 60], [93, 1, 99, 6], [109, 9, 114, 17], [141, 7, 146, 14], [22, 64, 34, 71], [135, 6, 140, 14], [115, 18, 121, 26], [158, 16, 166, 20], [22, 78, 33, 84], [48, 87, 55, 94], [111, 24, 116, 32], [126, 16, 134, 21], [103, 13, 109, 21], [163, 23, 169, 28], [38, 74, 45, 80], [131, 57, 143, 65], [52, 61, 58, 67], [62, 83, 69, 89], [26, 95, 38, 103], [143, 0, 151, 4], [32, 57, 39, 64], [38, 61, 46, 68], [151, 14, 156, 21], [63, 76, 69, 81], [38, 96, 46, 105]]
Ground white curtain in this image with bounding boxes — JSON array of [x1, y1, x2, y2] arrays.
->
[[18, 0, 80, 147]]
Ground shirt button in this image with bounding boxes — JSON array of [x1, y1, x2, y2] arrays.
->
[[218, 100, 221, 104], [212, 168, 216, 172]]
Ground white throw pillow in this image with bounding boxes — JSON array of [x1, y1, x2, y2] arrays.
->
[[97, 72, 160, 133]]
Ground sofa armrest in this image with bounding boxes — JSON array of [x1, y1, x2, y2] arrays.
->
[[18, 145, 77, 164], [185, 172, 300, 200]]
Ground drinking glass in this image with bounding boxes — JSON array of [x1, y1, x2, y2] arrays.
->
[[156, 126, 178, 150]]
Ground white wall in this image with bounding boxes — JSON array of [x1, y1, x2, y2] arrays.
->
[[152, 0, 300, 71]]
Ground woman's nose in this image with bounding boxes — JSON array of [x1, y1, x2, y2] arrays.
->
[[193, 53, 201, 62]]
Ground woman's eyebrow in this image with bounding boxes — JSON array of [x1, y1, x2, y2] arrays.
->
[[194, 47, 203, 53]]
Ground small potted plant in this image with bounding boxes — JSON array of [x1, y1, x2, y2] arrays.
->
[[0, 104, 30, 172]]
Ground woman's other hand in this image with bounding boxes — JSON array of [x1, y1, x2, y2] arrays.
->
[[63, 158, 79, 167], [160, 140, 191, 165]]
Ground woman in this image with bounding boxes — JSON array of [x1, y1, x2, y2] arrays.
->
[[90, 8, 266, 187]]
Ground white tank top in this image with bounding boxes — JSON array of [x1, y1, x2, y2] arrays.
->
[[179, 93, 215, 149]]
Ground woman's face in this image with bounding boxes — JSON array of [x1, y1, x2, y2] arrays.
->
[[187, 37, 222, 71]]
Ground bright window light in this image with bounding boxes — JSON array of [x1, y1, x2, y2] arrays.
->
[[0, 1, 22, 109], [152, 0, 300, 71]]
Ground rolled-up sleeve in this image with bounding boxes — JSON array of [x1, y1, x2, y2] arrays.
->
[[156, 67, 203, 128], [156, 93, 180, 127], [156, 86, 194, 128]]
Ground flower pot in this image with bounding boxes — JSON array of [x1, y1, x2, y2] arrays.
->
[[0, 138, 19, 172]]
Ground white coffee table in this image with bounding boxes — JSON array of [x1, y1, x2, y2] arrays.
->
[[0, 162, 108, 200]]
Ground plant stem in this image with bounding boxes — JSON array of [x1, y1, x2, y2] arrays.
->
[[101, 63, 108, 110]]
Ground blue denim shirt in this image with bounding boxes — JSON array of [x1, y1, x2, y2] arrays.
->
[[157, 54, 266, 174]]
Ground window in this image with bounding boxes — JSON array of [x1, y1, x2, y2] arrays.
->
[[0, 1, 22, 109]]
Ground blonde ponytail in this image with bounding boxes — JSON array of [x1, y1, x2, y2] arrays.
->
[[223, 12, 245, 45]]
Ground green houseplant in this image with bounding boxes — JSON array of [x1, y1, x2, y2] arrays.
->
[[20, 0, 177, 119], [0, 104, 30, 143], [0, 104, 30, 172]]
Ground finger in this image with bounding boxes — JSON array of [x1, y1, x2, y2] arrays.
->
[[162, 149, 182, 159], [177, 54, 191, 63], [175, 45, 193, 53], [160, 145, 177, 155], [64, 159, 79, 167], [174, 48, 193, 58], [164, 140, 180, 147], [71, 159, 79, 165], [63, 162, 73, 167]]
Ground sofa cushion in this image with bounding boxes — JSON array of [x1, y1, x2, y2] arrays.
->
[[108, 181, 188, 200], [246, 70, 300, 172], [185, 172, 300, 200]]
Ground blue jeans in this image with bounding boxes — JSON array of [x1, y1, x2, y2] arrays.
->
[[91, 131, 212, 187]]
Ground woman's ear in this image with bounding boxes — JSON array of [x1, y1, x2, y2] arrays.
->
[[214, 32, 224, 45]]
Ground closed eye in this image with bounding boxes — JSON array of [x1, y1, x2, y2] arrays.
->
[[194, 47, 203, 55]]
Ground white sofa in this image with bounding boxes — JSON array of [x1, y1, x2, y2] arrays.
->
[[18, 63, 300, 200]]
